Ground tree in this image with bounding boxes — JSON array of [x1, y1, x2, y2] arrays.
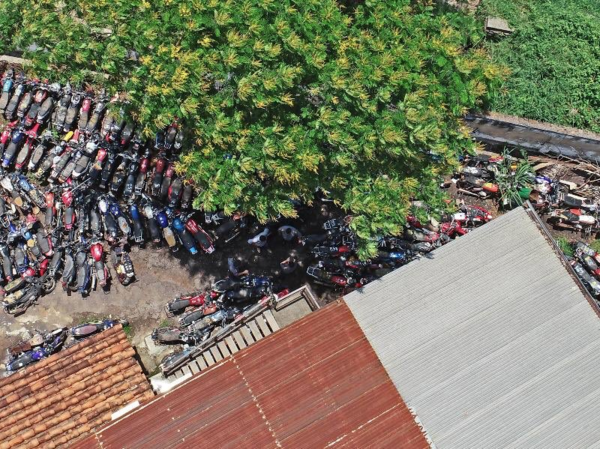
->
[[0, 0, 506, 254]]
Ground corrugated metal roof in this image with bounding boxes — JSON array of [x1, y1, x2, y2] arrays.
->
[[0, 325, 153, 449], [345, 206, 600, 448], [94, 302, 429, 448]]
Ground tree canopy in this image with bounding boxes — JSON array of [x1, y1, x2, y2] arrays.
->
[[0, 0, 505, 252]]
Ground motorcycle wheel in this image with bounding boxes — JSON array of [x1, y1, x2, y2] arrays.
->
[[42, 277, 56, 294]]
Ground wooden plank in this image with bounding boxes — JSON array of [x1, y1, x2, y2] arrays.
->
[[248, 321, 263, 340], [210, 346, 223, 362], [256, 315, 272, 337], [233, 331, 247, 349], [263, 309, 280, 332], [188, 360, 201, 374], [181, 365, 192, 376], [204, 351, 216, 366], [217, 341, 231, 358], [225, 336, 239, 354], [240, 326, 255, 345], [197, 356, 208, 370]]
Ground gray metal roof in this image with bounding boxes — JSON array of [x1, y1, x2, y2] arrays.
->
[[345, 207, 600, 448]]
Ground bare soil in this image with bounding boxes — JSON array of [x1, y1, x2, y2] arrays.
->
[[0, 203, 341, 373]]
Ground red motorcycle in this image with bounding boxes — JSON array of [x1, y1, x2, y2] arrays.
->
[[184, 217, 215, 254], [90, 241, 109, 292], [135, 152, 150, 195], [165, 290, 219, 316], [0, 120, 18, 155], [160, 162, 176, 199], [15, 123, 41, 170], [151, 156, 167, 196]]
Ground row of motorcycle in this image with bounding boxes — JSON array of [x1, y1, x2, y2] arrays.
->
[[453, 153, 599, 233], [0, 68, 242, 314], [2, 318, 127, 373], [303, 205, 493, 290]]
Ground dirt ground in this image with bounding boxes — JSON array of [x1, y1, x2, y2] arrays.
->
[[0, 202, 341, 374]]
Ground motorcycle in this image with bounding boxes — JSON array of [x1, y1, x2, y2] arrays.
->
[[151, 156, 167, 196], [306, 265, 352, 288], [184, 216, 215, 254], [0, 69, 14, 112], [90, 240, 109, 292], [4, 74, 26, 120], [53, 83, 72, 132], [6, 328, 67, 371], [167, 178, 183, 208], [172, 217, 198, 255], [77, 90, 93, 131], [129, 203, 145, 244], [71, 319, 128, 338], [111, 244, 135, 286], [165, 291, 216, 316], [75, 245, 91, 296], [85, 90, 107, 134], [3, 277, 44, 314], [160, 162, 175, 200], [2, 127, 26, 169]]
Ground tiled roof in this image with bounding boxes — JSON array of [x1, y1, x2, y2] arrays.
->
[[91, 302, 429, 448], [0, 325, 154, 449]]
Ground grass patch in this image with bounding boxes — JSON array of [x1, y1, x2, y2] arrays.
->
[[158, 319, 171, 328], [122, 323, 133, 341], [557, 237, 574, 257], [479, 0, 600, 132]]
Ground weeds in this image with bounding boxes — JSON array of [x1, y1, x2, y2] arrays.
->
[[479, 0, 600, 132], [557, 237, 574, 257]]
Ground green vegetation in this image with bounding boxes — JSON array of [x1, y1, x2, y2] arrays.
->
[[590, 240, 600, 254], [479, 0, 600, 132], [0, 1, 505, 250], [557, 237, 574, 257], [493, 150, 533, 208]]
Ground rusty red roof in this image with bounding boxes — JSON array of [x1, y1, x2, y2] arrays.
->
[[0, 325, 154, 449], [93, 302, 428, 448]]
